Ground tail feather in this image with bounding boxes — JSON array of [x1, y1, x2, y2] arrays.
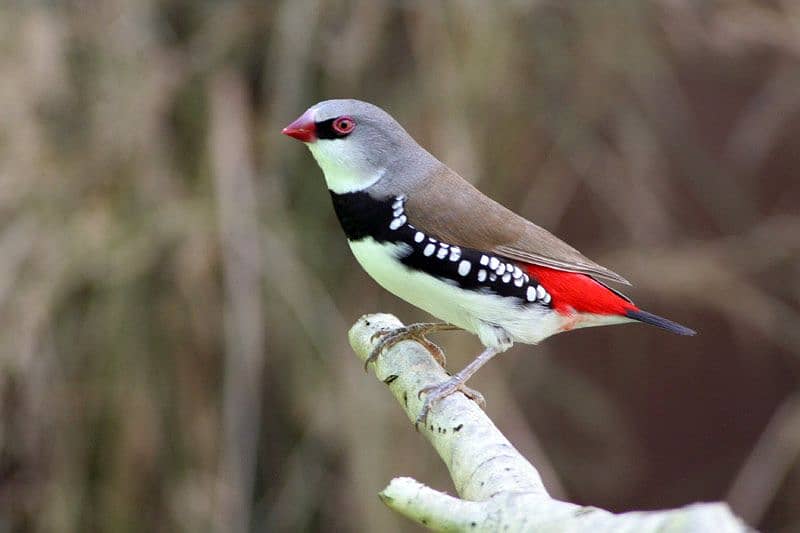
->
[[626, 309, 696, 336]]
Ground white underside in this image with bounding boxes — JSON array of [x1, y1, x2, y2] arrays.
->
[[348, 238, 577, 350]]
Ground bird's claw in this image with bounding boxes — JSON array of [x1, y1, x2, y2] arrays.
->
[[364, 327, 406, 372], [458, 384, 485, 407], [364, 324, 449, 372], [415, 378, 486, 427], [415, 337, 447, 368]]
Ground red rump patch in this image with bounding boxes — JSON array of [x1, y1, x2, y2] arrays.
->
[[523, 264, 637, 316]]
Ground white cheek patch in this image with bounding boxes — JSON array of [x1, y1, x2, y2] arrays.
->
[[308, 141, 384, 194]]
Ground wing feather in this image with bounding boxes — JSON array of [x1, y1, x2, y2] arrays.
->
[[403, 166, 631, 285]]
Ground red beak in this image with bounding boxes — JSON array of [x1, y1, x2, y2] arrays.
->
[[282, 109, 317, 142]]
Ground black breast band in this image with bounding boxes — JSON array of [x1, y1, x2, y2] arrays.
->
[[329, 190, 552, 306]]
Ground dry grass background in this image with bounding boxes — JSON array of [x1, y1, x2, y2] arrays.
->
[[0, 1, 799, 531]]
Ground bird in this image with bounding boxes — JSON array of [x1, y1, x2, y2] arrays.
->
[[282, 99, 695, 425]]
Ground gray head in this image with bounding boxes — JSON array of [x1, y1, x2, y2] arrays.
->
[[282, 99, 438, 194]]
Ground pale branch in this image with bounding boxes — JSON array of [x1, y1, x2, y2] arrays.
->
[[349, 313, 751, 532]]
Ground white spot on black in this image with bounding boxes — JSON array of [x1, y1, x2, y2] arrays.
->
[[543, 292, 551, 304], [537, 285, 546, 300], [389, 215, 406, 230], [335, 192, 550, 304]]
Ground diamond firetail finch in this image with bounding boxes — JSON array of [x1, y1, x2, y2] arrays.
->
[[283, 99, 695, 425]]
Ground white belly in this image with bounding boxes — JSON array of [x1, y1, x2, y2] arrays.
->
[[348, 238, 565, 347]]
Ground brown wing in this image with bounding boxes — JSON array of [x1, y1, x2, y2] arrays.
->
[[404, 166, 631, 285]]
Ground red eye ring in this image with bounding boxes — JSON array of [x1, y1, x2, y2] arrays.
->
[[332, 116, 356, 134]]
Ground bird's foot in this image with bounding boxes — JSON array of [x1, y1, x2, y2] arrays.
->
[[458, 383, 486, 408], [365, 322, 456, 372], [415, 336, 447, 368], [415, 376, 485, 427]]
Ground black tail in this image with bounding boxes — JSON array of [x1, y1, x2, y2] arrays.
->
[[626, 309, 696, 336]]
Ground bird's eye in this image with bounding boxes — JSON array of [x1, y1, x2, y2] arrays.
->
[[332, 116, 356, 134]]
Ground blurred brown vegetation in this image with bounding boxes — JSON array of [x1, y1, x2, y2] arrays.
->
[[1, 1, 799, 531]]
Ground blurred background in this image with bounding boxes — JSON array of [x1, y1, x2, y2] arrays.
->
[[1, 0, 799, 531]]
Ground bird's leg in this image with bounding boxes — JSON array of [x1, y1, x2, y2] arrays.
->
[[416, 346, 499, 427], [365, 322, 460, 371]]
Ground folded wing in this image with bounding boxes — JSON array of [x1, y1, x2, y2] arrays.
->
[[404, 166, 630, 286]]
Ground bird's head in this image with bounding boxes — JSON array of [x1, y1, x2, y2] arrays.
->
[[282, 99, 436, 194]]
